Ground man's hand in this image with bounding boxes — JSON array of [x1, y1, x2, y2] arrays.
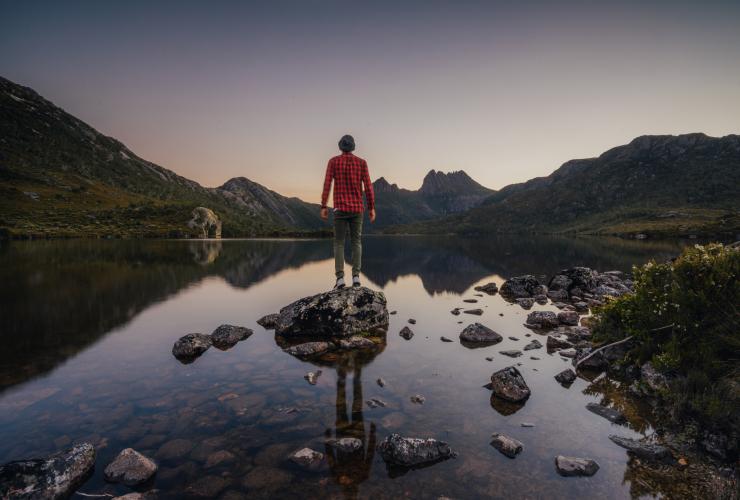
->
[[320, 207, 329, 220], [369, 209, 376, 223]]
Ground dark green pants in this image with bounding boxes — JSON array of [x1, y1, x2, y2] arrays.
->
[[334, 210, 363, 279]]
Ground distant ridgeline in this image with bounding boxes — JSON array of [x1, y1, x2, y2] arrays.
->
[[386, 133, 740, 238], [1, 74, 738, 239]]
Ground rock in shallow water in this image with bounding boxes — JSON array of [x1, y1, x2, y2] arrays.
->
[[274, 286, 388, 338], [500, 275, 541, 299], [104, 448, 157, 486], [289, 448, 324, 470], [490, 433, 523, 458], [526, 311, 559, 329], [608, 435, 672, 462], [474, 282, 498, 295], [326, 438, 363, 453], [337, 336, 375, 349], [523, 339, 542, 351], [172, 333, 212, 362], [554, 369, 577, 386], [586, 402, 626, 424], [459, 323, 502, 344], [257, 313, 279, 329], [210, 324, 253, 350], [463, 309, 484, 316], [489, 366, 530, 403], [285, 341, 331, 357], [557, 311, 580, 326], [0, 443, 95, 499], [499, 350, 522, 358], [377, 434, 455, 467], [399, 326, 414, 340], [555, 455, 599, 477]]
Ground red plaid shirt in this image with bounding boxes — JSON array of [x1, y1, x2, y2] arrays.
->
[[321, 152, 375, 213]]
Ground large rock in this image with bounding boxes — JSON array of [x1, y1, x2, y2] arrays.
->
[[489, 366, 530, 403], [459, 323, 502, 344], [275, 287, 388, 338], [104, 448, 157, 486], [586, 402, 626, 424], [0, 443, 95, 499], [172, 333, 212, 362], [188, 207, 222, 239], [490, 433, 523, 458], [555, 455, 599, 477], [210, 324, 253, 350], [500, 275, 541, 299], [526, 311, 559, 329], [554, 369, 577, 386], [377, 434, 455, 467], [608, 436, 672, 462]]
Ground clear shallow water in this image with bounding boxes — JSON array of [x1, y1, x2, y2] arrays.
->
[[0, 236, 704, 499]]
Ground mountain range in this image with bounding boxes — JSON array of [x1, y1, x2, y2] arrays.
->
[[1, 75, 737, 239]]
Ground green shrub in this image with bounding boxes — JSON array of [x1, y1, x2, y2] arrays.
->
[[593, 243, 740, 435]]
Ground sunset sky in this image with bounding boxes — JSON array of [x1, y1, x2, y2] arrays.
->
[[2, 0, 739, 202]]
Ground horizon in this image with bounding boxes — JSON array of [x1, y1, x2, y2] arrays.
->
[[2, 0, 739, 202]]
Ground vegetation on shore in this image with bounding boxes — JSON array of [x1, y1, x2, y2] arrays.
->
[[592, 243, 739, 455]]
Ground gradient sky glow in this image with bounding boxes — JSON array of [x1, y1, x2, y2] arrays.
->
[[2, 0, 739, 201]]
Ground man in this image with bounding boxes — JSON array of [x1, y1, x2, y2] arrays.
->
[[320, 134, 376, 289]]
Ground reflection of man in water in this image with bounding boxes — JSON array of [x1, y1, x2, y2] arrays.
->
[[320, 134, 376, 290], [324, 359, 376, 499]]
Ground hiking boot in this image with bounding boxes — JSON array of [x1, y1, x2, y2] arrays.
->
[[334, 277, 345, 289], [352, 276, 361, 287]]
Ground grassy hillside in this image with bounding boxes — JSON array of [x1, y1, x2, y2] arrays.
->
[[386, 134, 740, 238]]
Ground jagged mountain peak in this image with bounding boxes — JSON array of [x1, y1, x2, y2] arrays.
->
[[420, 169, 491, 196]]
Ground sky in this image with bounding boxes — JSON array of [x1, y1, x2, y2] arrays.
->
[[2, 0, 739, 202]]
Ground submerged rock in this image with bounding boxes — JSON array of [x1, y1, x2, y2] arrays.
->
[[410, 394, 426, 404], [474, 282, 498, 295], [326, 438, 363, 453], [586, 402, 626, 424], [554, 455, 599, 477], [257, 313, 279, 329], [490, 433, 524, 458], [285, 341, 331, 357], [526, 311, 559, 329], [459, 323, 502, 344], [289, 448, 324, 471], [210, 324, 253, 350], [274, 286, 388, 338], [608, 436, 672, 462], [489, 366, 530, 403], [0, 443, 95, 499], [104, 448, 157, 486], [172, 333, 212, 362], [377, 434, 455, 467], [500, 275, 541, 299], [554, 369, 577, 386], [499, 350, 522, 358], [304, 371, 322, 385], [399, 326, 414, 340]]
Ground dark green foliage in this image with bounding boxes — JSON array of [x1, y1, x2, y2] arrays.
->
[[593, 243, 740, 436]]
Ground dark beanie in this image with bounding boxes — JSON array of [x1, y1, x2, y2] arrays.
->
[[338, 134, 355, 152]]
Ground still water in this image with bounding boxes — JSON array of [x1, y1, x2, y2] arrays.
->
[[0, 236, 707, 498]]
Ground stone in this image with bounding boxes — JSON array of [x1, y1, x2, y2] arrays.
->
[[289, 448, 324, 470], [523, 339, 542, 351], [185, 475, 229, 497], [526, 311, 559, 329], [557, 311, 580, 326], [547, 335, 573, 350], [410, 394, 426, 404], [104, 448, 157, 485], [521, 423, 535, 427], [554, 369, 577, 386], [474, 282, 498, 295], [459, 323, 502, 344], [558, 348, 577, 358], [490, 433, 523, 458], [172, 333, 212, 362], [608, 436, 672, 461], [548, 274, 573, 292], [547, 289, 569, 301], [463, 309, 483, 315], [242, 466, 292, 490], [204, 450, 236, 468], [0, 443, 95, 499], [367, 397, 387, 408], [210, 324, 253, 350], [408, 318, 417, 324], [440, 336, 454, 342], [500, 275, 541, 299], [585, 402, 626, 424], [489, 366, 530, 403], [257, 313, 279, 329], [304, 371, 322, 385], [574, 302, 589, 312], [399, 326, 414, 340], [534, 294, 548, 304], [284, 341, 331, 357], [450, 308, 461, 316], [516, 298, 534, 309], [156, 439, 194, 461], [640, 362, 668, 391], [188, 207, 222, 239], [499, 350, 522, 358], [326, 438, 363, 453], [337, 336, 375, 349], [554, 455, 599, 477], [377, 378, 386, 387], [274, 286, 388, 338], [377, 434, 455, 467], [463, 299, 478, 303]]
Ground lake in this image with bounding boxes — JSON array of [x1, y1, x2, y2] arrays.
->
[[0, 236, 710, 499]]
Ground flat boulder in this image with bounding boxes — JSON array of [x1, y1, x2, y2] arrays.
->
[[459, 323, 502, 344], [285, 341, 331, 357], [555, 455, 599, 477], [586, 402, 626, 424], [490, 433, 523, 458], [275, 287, 388, 338], [210, 324, 253, 350], [0, 443, 95, 499], [377, 434, 455, 467], [104, 448, 157, 486], [489, 366, 530, 403], [172, 333, 212, 362], [526, 311, 559, 329], [337, 336, 375, 349], [500, 275, 541, 299], [608, 436, 672, 462], [288, 448, 324, 471]]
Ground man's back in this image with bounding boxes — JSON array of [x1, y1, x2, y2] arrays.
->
[[322, 152, 374, 213]]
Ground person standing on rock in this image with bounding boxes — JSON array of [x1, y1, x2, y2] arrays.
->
[[321, 134, 376, 289]]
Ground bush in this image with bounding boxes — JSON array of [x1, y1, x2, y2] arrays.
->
[[593, 243, 740, 436]]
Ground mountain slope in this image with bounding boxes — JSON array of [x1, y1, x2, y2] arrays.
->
[[387, 134, 740, 237], [0, 76, 324, 238], [368, 169, 493, 231]]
